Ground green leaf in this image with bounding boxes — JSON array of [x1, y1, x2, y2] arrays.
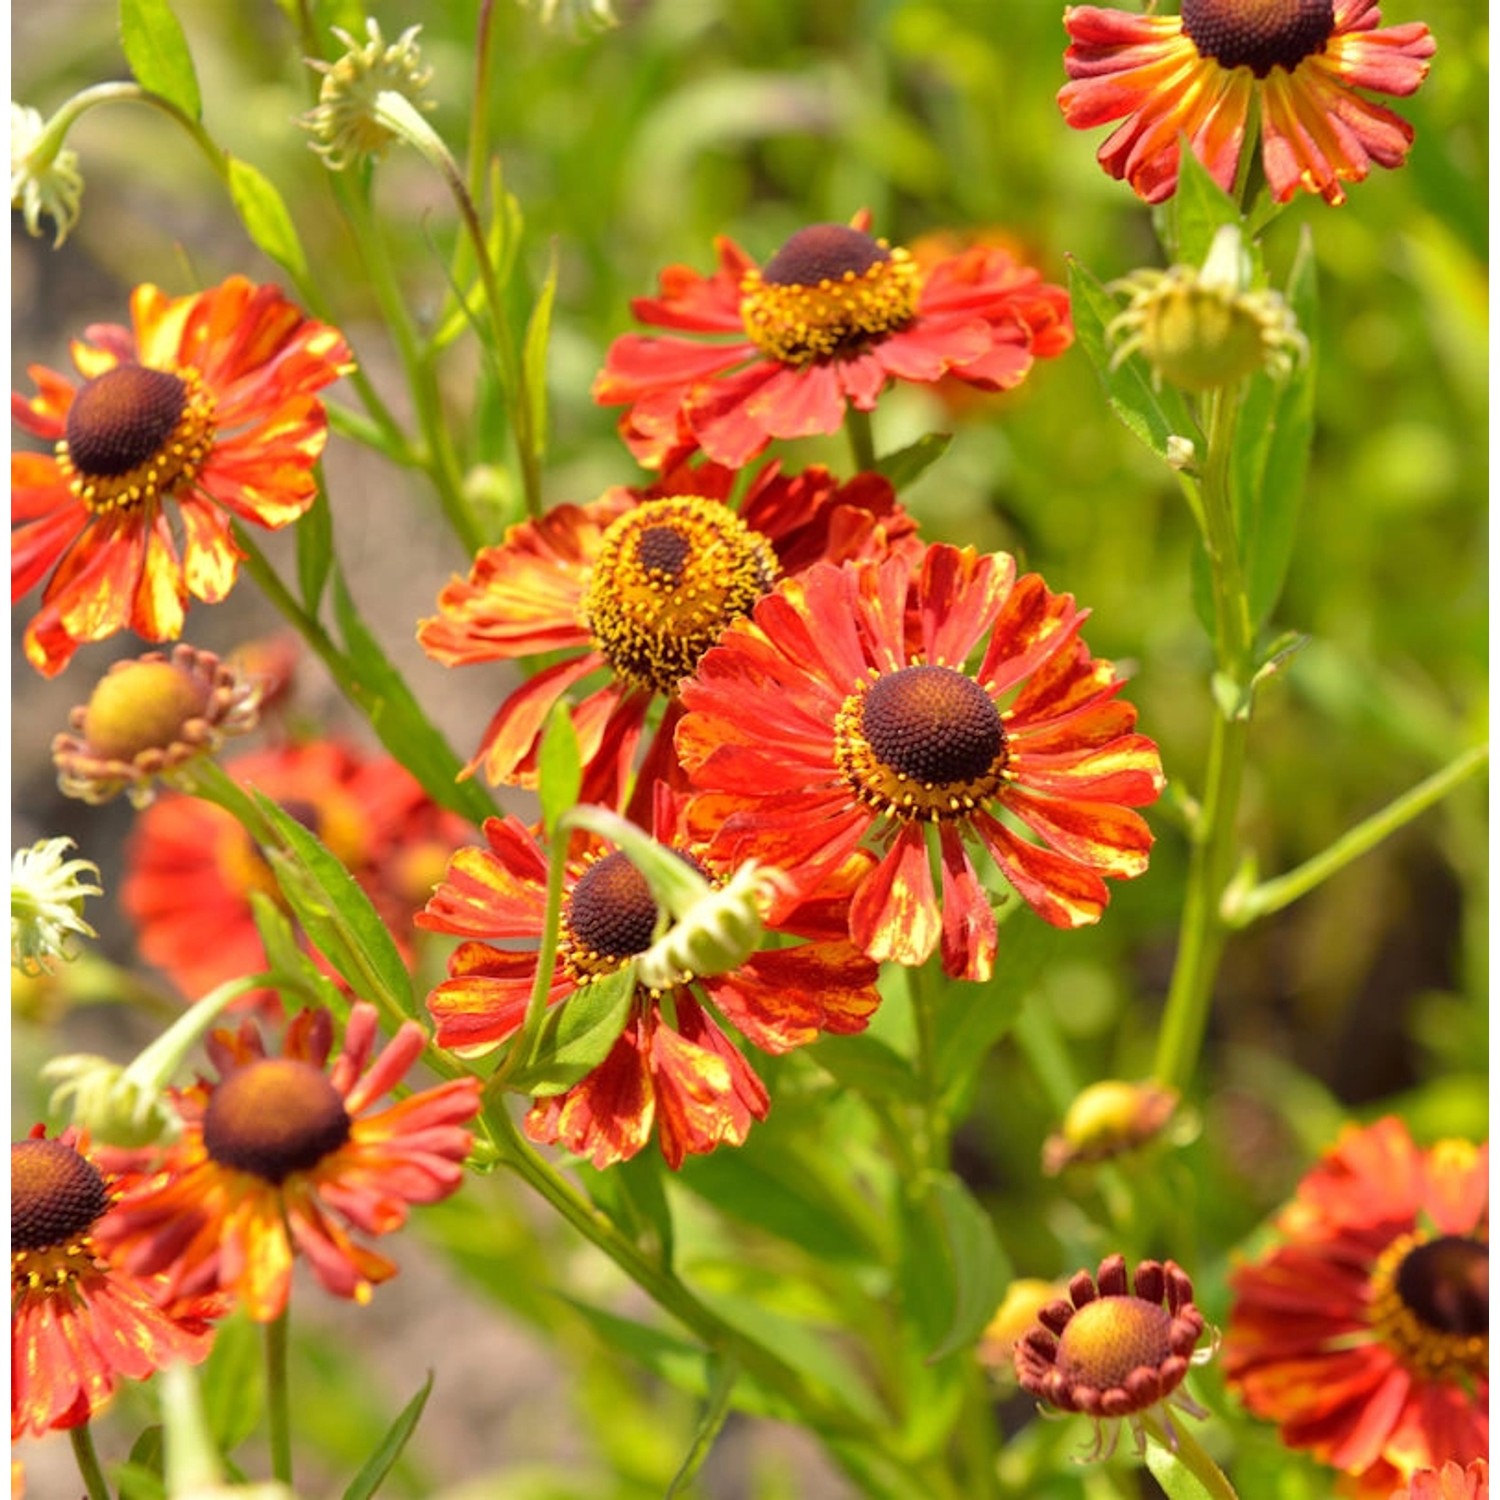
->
[[875, 432, 952, 492], [678, 1128, 885, 1264], [923, 1173, 1010, 1363], [505, 965, 635, 1096], [118, 0, 201, 119], [341, 1372, 434, 1500], [1162, 139, 1241, 266], [577, 1147, 677, 1268], [330, 568, 497, 827], [809, 1031, 919, 1102], [536, 701, 582, 836], [115, 1427, 165, 1500], [247, 891, 344, 1011], [226, 157, 309, 280], [1067, 256, 1198, 463], [664, 1353, 738, 1498], [295, 488, 333, 614], [1144, 1435, 1219, 1500], [253, 792, 417, 1019], [201, 1311, 263, 1453], [932, 916, 1055, 1113], [522, 241, 559, 464], [1236, 228, 1318, 628]]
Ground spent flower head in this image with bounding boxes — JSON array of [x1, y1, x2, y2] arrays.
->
[[10, 101, 83, 248], [1108, 225, 1308, 393], [11, 837, 102, 976], [519, 0, 619, 33], [1015, 1253, 1215, 1461], [53, 644, 262, 809], [301, 21, 434, 170]]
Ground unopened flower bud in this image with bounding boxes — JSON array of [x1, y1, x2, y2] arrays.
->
[[1042, 1079, 1180, 1175], [301, 21, 434, 171], [42, 1054, 174, 1148], [1108, 225, 1307, 394], [11, 101, 84, 247], [11, 837, 101, 975]]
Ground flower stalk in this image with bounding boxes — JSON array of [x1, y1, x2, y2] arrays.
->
[[69, 1422, 113, 1500]]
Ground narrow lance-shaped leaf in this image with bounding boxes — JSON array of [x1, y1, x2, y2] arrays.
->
[[252, 791, 417, 1021], [536, 701, 582, 837], [296, 486, 334, 614], [1238, 227, 1318, 629], [341, 1372, 434, 1500], [119, 0, 202, 119], [330, 568, 498, 827], [1067, 256, 1199, 464], [522, 241, 559, 465], [923, 1171, 1011, 1364], [1159, 138, 1242, 267], [665, 1353, 739, 1498], [226, 157, 309, 281], [505, 963, 636, 1096]]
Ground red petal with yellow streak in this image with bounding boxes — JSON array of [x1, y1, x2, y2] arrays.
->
[[850, 822, 941, 968]]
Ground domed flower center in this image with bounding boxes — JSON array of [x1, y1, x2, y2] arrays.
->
[[1056, 1296, 1174, 1393], [1371, 1232, 1489, 1381], [82, 660, 212, 764], [11, 1138, 109, 1252], [740, 223, 922, 365], [564, 851, 661, 979], [834, 664, 1009, 823], [584, 498, 778, 696], [1181, 0, 1334, 77], [59, 363, 217, 514], [202, 1059, 352, 1184]]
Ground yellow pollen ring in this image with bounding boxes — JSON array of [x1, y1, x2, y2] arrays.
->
[[739, 247, 923, 365], [1367, 1231, 1489, 1383], [583, 497, 778, 697], [58, 366, 218, 516], [11, 1236, 105, 1296], [832, 670, 1010, 825]]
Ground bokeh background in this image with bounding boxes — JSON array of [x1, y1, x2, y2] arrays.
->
[[12, 3, 1488, 1496]]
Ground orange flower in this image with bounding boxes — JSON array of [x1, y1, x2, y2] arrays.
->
[[1393, 1461, 1489, 1500], [1224, 1117, 1488, 1496], [11, 1126, 214, 1439], [96, 1005, 481, 1322], [676, 545, 1164, 981], [417, 459, 919, 812], [1059, 2, 1436, 206], [593, 211, 1071, 469], [12, 276, 353, 676], [121, 740, 471, 1010], [417, 789, 880, 1169]]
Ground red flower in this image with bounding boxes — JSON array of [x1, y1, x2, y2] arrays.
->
[[593, 211, 1071, 469], [417, 788, 881, 1169], [121, 739, 471, 1010], [12, 276, 352, 676], [11, 1126, 213, 1438], [1224, 1117, 1488, 1496], [1059, 2, 1436, 206], [97, 1005, 481, 1323], [676, 544, 1163, 981], [417, 459, 919, 812]]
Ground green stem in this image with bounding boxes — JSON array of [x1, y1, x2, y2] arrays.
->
[[1154, 387, 1254, 1093], [69, 1422, 112, 1500], [373, 92, 542, 522], [333, 175, 484, 552], [479, 1099, 882, 1446], [265, 1309, 293, 1485], [1225, 742, 1489, 927], [1140, 1413, 1240, 1500], [847, 405, 879, 472]]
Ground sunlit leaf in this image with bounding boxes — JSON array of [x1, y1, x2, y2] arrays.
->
[[119, 0, 201, 119]]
